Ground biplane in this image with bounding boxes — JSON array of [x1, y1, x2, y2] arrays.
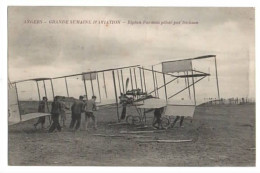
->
[[117, 55, 220, 127], [8, 55, 220, 128]]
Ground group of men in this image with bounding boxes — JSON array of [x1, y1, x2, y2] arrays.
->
[[34, 95, 98, 133], [34, 94, 184, 132], [70, 95, 97, 131]]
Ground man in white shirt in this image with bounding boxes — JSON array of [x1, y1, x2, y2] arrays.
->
[[84, 96, 97, 130]]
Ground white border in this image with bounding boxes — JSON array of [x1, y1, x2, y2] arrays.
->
[[1, 0, 258, 7], [1, 0, 259, 173]]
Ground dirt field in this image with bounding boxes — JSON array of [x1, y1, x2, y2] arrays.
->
[[8, 104, 255, 166]]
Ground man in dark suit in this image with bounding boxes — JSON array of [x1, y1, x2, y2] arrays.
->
[[34, 97, 49, 129], [152, 107, 164, 129], [48, 96, 62, 133], [70, 96, 84, 131]]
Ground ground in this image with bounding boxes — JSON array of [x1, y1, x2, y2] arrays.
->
[[8, 104, 255, 166]]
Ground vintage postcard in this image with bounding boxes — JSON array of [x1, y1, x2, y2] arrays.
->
[[8, 7, 255, 166]]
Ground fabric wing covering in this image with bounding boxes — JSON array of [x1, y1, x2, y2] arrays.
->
[[135, 98, 167, 108], [8, 87, 21, 125], [21, 113, 51, 122], [96, 99, 116, 106], [162, 60, 192, 73], [82, 72, 97, 80], [164, 99, 195, 117], [136, 98, 196, 117], [8, 86, 51, 125]]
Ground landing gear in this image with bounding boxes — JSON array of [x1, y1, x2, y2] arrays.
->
[[126, 115, 141, 125], [161, 117, 170, 129]]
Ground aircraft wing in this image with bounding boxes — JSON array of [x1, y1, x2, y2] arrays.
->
[[135, 98, 167, 108], [9, 112, 51, 126], [96, 99, 117, 106], [135, 98, 196, 117], [164, 100, 195, 117]]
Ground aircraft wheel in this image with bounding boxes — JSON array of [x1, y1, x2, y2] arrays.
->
[[126, 115, 141, 125], [161, 117, 170, 129]]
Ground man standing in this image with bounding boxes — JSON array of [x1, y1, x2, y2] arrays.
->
[[84, 96, 97, 130], [48, 96, 62, 133], [70, 96, 84, 131], [171, 116, 184, 128], [59, 96, 69, 127], [152, 107, 164, 129], [34, 97, 49, 129]]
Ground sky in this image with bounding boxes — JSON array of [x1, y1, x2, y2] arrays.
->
[[8, 7, 255, 101]]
